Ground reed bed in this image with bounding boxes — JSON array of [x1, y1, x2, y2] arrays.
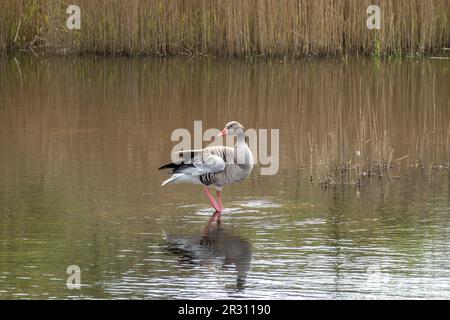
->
[[1, 0, 450, 56]]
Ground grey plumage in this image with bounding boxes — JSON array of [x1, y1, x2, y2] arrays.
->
[[159, 121, 254, 189]]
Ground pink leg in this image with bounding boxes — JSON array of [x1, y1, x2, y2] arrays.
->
[[217, 191, 223, 211], [203, 187, 222, 213]]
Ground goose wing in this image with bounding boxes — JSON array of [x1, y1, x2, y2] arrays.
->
[[173, 147, 231, 176]]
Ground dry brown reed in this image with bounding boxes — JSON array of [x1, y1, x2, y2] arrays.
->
[[1, 0, 450, 56]]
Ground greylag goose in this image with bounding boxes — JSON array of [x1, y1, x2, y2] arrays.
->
[[159, 121, 254, 219]]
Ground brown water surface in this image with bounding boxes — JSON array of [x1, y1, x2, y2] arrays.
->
[[0, 56, 449, 299]]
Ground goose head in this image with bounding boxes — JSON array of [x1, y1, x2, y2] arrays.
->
[[218, 121, 246, 137]]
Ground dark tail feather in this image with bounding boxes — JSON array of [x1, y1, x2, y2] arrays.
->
[[159, 150, 196, 171], [159, 162, 178, 170], [159, 161, 194, 172]]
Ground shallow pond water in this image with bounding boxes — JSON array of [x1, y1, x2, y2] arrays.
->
[[0, 56, 449, 299]]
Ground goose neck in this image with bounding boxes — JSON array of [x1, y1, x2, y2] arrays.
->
[[236, 130, 246, 145]]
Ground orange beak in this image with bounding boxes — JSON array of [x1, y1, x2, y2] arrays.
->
[[218, 128, 228, 137]]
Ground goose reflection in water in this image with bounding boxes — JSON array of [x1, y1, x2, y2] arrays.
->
[[164, 217, 252, 291]]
